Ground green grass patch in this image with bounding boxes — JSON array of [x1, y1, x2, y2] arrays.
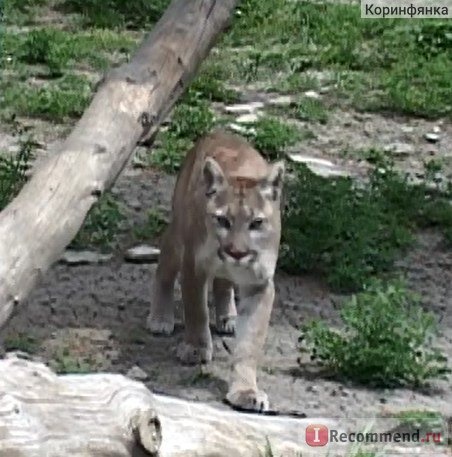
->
[[281, 158, 452, 292], [71, 193, 124, 251], [2, 74, 92, 121], [60, 0, 170, 29], [0, 134, 35, 211], [300, 279, 450, 387], [226, 1, 452, 118], [246, 116, 304, 161], [3, 333, 39, 354], [3, 28, 137, 75], [395, 410, 444, 430], [150, 90, 215, 173]]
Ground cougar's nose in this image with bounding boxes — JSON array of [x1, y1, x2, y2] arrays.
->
[[224, 244, 249, 260]]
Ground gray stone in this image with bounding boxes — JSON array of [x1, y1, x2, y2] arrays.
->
[[383, 142, 415, 155], [126, 365, 149, 381], [60, 250, 113, 265], [125, 245, 160, 263], [235, 113, 261, 124]]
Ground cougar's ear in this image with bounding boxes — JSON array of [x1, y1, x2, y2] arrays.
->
[[260, 160, 285, 201], [203, 157, 226, 197]]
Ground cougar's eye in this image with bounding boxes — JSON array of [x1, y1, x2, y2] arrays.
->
[[215, 215, 231, 230], [249, 218, 264, 230]]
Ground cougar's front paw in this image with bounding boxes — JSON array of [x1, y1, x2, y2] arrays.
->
[[177, 341, 212, 365], [146, 315, 175, 336], [216, 315, 236, 335], [226, 388, 269, 412]]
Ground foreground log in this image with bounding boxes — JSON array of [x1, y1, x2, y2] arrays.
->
[[0, 0, 238, 329], [0, 356, 328, 456]]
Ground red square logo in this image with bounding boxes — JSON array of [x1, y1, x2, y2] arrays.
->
[[306, 424, 329, 447]]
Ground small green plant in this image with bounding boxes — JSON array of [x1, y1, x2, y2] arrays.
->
[[20, 28, 74, 75], [3, 333, 38, 354], [300, 280, 450, 387], [133, 208, 167, 241], [0, 133, 35, 211], [71, 193, 124, 250], [293, 97, 328, 124], [247, 116, 302, 160], [50, 347, 94, 374]]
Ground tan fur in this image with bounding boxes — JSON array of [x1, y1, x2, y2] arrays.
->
[[147, 129, 285, 412]]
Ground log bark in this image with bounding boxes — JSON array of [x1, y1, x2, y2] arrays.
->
[[0, 356, 322, 456], [0, 0, 238, 329]]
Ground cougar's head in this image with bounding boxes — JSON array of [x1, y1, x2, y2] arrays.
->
[[203, 157, 285, 282]]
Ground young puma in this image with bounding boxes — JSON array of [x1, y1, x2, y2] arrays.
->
[[147, 129, 284, 412]]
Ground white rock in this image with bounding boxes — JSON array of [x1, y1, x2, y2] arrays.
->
[[383, 142, 414, 155], [235, 113, 261, 124], [228, 123, 256, 135], [424, 132, 440, 143], [126, 365, 149, 381], [287, 153, 348, 178], [125, 245, 160, 263], [223, 102, 264, 114], [60, 250, 113, 265], [266, 95, 294, 106], [303, 90, 321, 99], [432, 125, 441, 133], [400, 125, 414, 134]]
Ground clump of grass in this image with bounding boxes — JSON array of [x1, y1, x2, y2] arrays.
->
[[395, 410, 443, 430], [3, 74, 92, 121], [3, 333, 38, 354], [293, 97, 328, 124], [300, 280, 450, 387], [0, 133, 35, 211], [60, 0, 170, 29], [150, 91, 215, 173], [16, 28, 136, 74], [133, 208, 167, 241], [246, 116, 303, 160], [50, 347, 95, 374], [71, 193, 124, 251], [280, 158, 452, 292]]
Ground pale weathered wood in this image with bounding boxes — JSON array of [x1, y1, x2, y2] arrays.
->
[[0, 356, 334, 456], [0, 0, 239, 329]]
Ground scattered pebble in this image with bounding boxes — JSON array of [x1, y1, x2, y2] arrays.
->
[[223, 102, 264, 114], [60, 250, 113, 266], [424, 132, 440, 143], [125, 245, 160, 263], [400, 125, 414, 134], [383, 142, 415, 156], [126, 365, 149, 381]]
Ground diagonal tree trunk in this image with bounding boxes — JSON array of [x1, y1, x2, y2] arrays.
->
[[0, 0, 239, 329]]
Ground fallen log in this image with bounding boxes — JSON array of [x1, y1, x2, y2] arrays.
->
[[0, 0, 238, 329], [0, 356, 328, 456]]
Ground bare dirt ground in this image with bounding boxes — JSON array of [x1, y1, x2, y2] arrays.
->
[[2, 95, 451, 439]]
